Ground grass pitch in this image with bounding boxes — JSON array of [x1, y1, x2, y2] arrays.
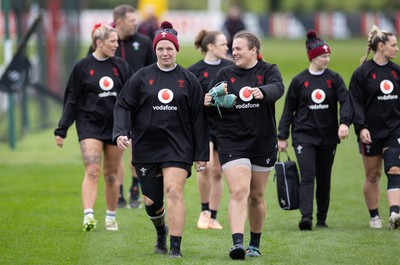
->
[[1, 38, 399, 265]]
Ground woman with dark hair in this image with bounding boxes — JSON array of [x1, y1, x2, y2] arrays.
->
[[188, 29, 233, 230], [278, 29, 352, 231], [205, 31, 284, 260]]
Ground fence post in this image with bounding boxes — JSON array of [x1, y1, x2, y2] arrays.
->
[[3, 0, 16, 149]]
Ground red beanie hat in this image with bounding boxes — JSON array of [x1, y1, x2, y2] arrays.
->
[[306, 30, 330, 61], [153, 21, 179, 52]]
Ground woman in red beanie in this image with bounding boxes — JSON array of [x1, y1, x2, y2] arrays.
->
[[113, 21, 209, 258], [278, 29, 352, 231]]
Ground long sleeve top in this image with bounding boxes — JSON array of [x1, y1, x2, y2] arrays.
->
[[54, 54, 133, 141], [278, 68, 352, 145], [209, 60, 284, 156], [113, 64, 210, 164], [349, 59, 400, 140]]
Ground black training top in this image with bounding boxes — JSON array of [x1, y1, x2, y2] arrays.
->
[[115, 33, 156, 72], [54, 54, 133, 141], [209, 60, 284, 156], [113, 63, 210, 164], [278, 68, 352, 145], [349, 59, 400, 139], [88, 32, 156, 72], [187, 59, 234, 139]]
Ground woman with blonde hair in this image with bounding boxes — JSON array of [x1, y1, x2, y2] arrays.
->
[[55, 23, 133, 231], [349, 25, 400, 229]]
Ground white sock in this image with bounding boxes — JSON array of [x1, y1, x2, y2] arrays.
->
[[106, 210, 116, 221], [84, 208, 94, 218]]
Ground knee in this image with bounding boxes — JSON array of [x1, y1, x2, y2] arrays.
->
[[366, 171, 381, 184], [211, 169, 223, 180], [211, 166, 223, 179], [385, 166, 400, 190], [248, 190, 264, 207], [144, 195, 164, 217], [85, 165, 101, 181], [230, 186, 249, 202], [103, 167, 118, 180], [383, 148, 400, 174], [104, 174, 117, 184], [387, 174, 400, 190], [165, 184, 184, 202]]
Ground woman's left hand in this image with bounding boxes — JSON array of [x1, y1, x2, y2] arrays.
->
[[338, 124, 349, 140], [195, 161, 207, 172]]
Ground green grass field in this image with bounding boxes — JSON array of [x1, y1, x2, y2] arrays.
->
[[1, 38, 399, 265]]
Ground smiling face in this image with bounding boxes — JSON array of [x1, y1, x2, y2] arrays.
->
[[155, 40, 177, 69], [232, 37, 257, 69]]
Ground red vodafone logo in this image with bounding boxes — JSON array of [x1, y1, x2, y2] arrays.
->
[[311, 89, 325, 104], [158, 88, 174, 104], [99, 76, 114, 91], [239, 86, 253, 102], [380, 80, 394, 94]]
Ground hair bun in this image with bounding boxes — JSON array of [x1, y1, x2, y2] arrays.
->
[[306, 29, 317, 39], [160, 21, 173, 29]]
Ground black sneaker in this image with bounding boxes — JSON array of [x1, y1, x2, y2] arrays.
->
[[154, 225, 168, 254], [246, 246, 261, 257], [169, 248, 182, 258], [229, 244, 246, 260], [299, 218, 312, 231], [316, 220, 328, 228], [117, 197, 127, 208]]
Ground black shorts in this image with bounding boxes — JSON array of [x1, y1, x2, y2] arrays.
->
[[210, 134, 218, 151], [219, 150, 277, 168], [79, 137, 116, 146], [359, 136, 400, 156], [133, 161, 192, 181]]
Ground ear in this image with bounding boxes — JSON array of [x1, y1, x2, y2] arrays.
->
[[251, 45, 257, 56], [95, 38, 103, 49], [115, 18, 123, 27], [377, 42, 385, 50]]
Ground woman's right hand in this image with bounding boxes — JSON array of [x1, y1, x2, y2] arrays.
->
[[204, 93, 213, 107], [117, 135, 131, 150], [278, 139, 288, 152], [359, 128, 372, 144], [55, 135, 64, 148]]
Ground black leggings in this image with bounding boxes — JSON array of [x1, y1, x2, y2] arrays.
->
[[294, 143, 337, 221]]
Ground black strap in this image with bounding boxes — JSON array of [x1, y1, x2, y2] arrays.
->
[[277, 151, 291, 162]]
